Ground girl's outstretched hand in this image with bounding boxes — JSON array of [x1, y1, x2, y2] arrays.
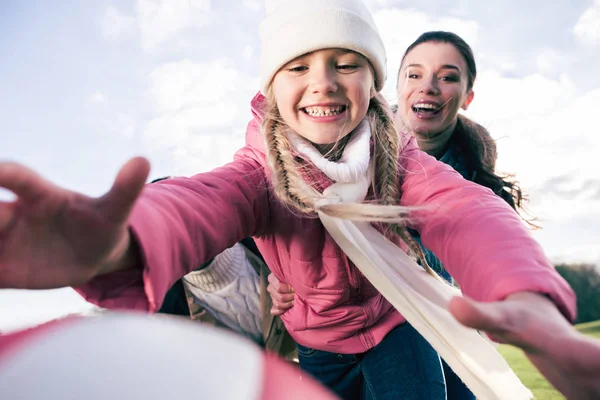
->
[[450, 292, 600, 400], [0, 157, 150, 289]]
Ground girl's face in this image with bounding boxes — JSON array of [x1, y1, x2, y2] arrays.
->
[[271, 48, 374, 145], [396, 42, 474, 136]]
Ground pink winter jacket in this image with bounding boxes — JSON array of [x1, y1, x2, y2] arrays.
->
[[76, 92, 576, 354]]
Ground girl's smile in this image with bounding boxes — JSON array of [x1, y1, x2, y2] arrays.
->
[[271, 48, 374, 145]]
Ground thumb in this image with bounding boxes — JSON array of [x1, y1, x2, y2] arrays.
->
[[449, 296, 507, 335], [99, 157, 151, 223]]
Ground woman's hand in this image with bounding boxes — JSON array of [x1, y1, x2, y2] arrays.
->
[[267, 273, 295, 316], [0, 157, 149, 289], [450, 292, 600, 400]]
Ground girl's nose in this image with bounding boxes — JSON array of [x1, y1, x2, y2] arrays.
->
[[310, 67, 338, 94]]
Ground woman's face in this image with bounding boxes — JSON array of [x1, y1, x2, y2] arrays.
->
[[271, 48, 374, 145], [396, 42, 474, 137]]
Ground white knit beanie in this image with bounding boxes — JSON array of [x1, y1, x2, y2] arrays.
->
[[259, 0, 387, 94]]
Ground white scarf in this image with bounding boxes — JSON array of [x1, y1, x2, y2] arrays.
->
[[286, 121, 533, 400]]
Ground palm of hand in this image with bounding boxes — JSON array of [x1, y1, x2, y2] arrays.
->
[[0, 158, 150, 289]]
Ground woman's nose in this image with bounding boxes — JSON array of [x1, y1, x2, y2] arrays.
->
[[419, 76, 441, 95]]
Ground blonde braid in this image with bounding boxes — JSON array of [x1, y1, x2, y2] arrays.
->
[[367, 92, 401, 206], [366, 93, 441, 278], [263, 97, 316, 215]]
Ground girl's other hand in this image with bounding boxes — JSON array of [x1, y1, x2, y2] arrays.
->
[[0, 157, 150, 289], [267, 273, 295, 316]]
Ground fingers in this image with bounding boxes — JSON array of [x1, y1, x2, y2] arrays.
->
[[267, 273, 295, 294], [267, 279, 295, 303], [267, 273, 295, 315], [449, 296, 508, 336], [0, 201, 18, 232], [268, 288, 295, 303], [0, 162, 52, 203], [270, 306, 289, 316], [99, 157, 151, 224]]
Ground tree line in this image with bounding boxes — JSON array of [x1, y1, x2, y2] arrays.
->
[[555, 263, 600, 324]]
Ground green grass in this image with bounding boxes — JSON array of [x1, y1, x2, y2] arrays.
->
[[575, 320, 600, 339], [498, 320, 600, 399], [498, 345, 565, 399]]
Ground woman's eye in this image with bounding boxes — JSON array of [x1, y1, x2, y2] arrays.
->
[[407, 73, 419, 79], [440, 75, 459, 82]]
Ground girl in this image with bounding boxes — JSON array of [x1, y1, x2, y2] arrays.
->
[[268, 31, 529, 399], [0, 1, 575, 399]]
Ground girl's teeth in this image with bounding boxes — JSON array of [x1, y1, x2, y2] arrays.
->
[[303, 106, 344, 117]]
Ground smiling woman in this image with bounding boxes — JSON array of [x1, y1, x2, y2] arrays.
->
[[395, 32, 524, 213]]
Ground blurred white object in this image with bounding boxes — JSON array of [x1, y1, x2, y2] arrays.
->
[[0, 313, 336, 399]]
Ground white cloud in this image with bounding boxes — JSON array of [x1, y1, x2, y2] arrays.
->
[[243, 0, 261, 11], [144, 58, 259, 175], [373, 8, 481, 101], [574, 0, 600, 46], [465, 71, 600, 223], [242, 45, 254, 61], [535, 48, 567, 77], [468, 70, 574, 126], [136, 0, 212, 53], [100, 6, 136, 40], [89, 91, 107, 104], [148, 58, 251, 114], [118, 114, 136, 140], [546, 242, 600, 265]]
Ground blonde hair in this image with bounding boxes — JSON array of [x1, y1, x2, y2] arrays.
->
[[262, 90, 440, 277]]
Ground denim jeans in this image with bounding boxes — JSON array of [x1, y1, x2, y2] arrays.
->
[[442, 359, 476, 400], [297, 323, 447, 400]]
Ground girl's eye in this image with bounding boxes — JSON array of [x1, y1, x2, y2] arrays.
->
[[407, 73, 419, 79], [288, 66, 308, 73], [336, 64, 359, 71]]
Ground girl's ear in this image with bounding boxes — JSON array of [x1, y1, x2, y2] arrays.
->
[[461, 90, 475, 110]]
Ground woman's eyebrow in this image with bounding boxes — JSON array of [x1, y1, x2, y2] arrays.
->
[[440, 64, 461, 73], [403, 63, 461, 73], [403, 63, 423, 70]]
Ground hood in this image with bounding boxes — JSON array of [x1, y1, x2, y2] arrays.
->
[[243, 92, 269, 157]]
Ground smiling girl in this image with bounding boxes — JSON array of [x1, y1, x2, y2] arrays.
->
[[0, 1, 576, 399]]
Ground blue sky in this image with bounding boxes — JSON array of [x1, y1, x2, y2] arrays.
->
[[1, 0, 600, 332]]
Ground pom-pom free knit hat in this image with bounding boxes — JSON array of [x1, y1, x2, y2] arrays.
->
[[259, 0, 387, 94]]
